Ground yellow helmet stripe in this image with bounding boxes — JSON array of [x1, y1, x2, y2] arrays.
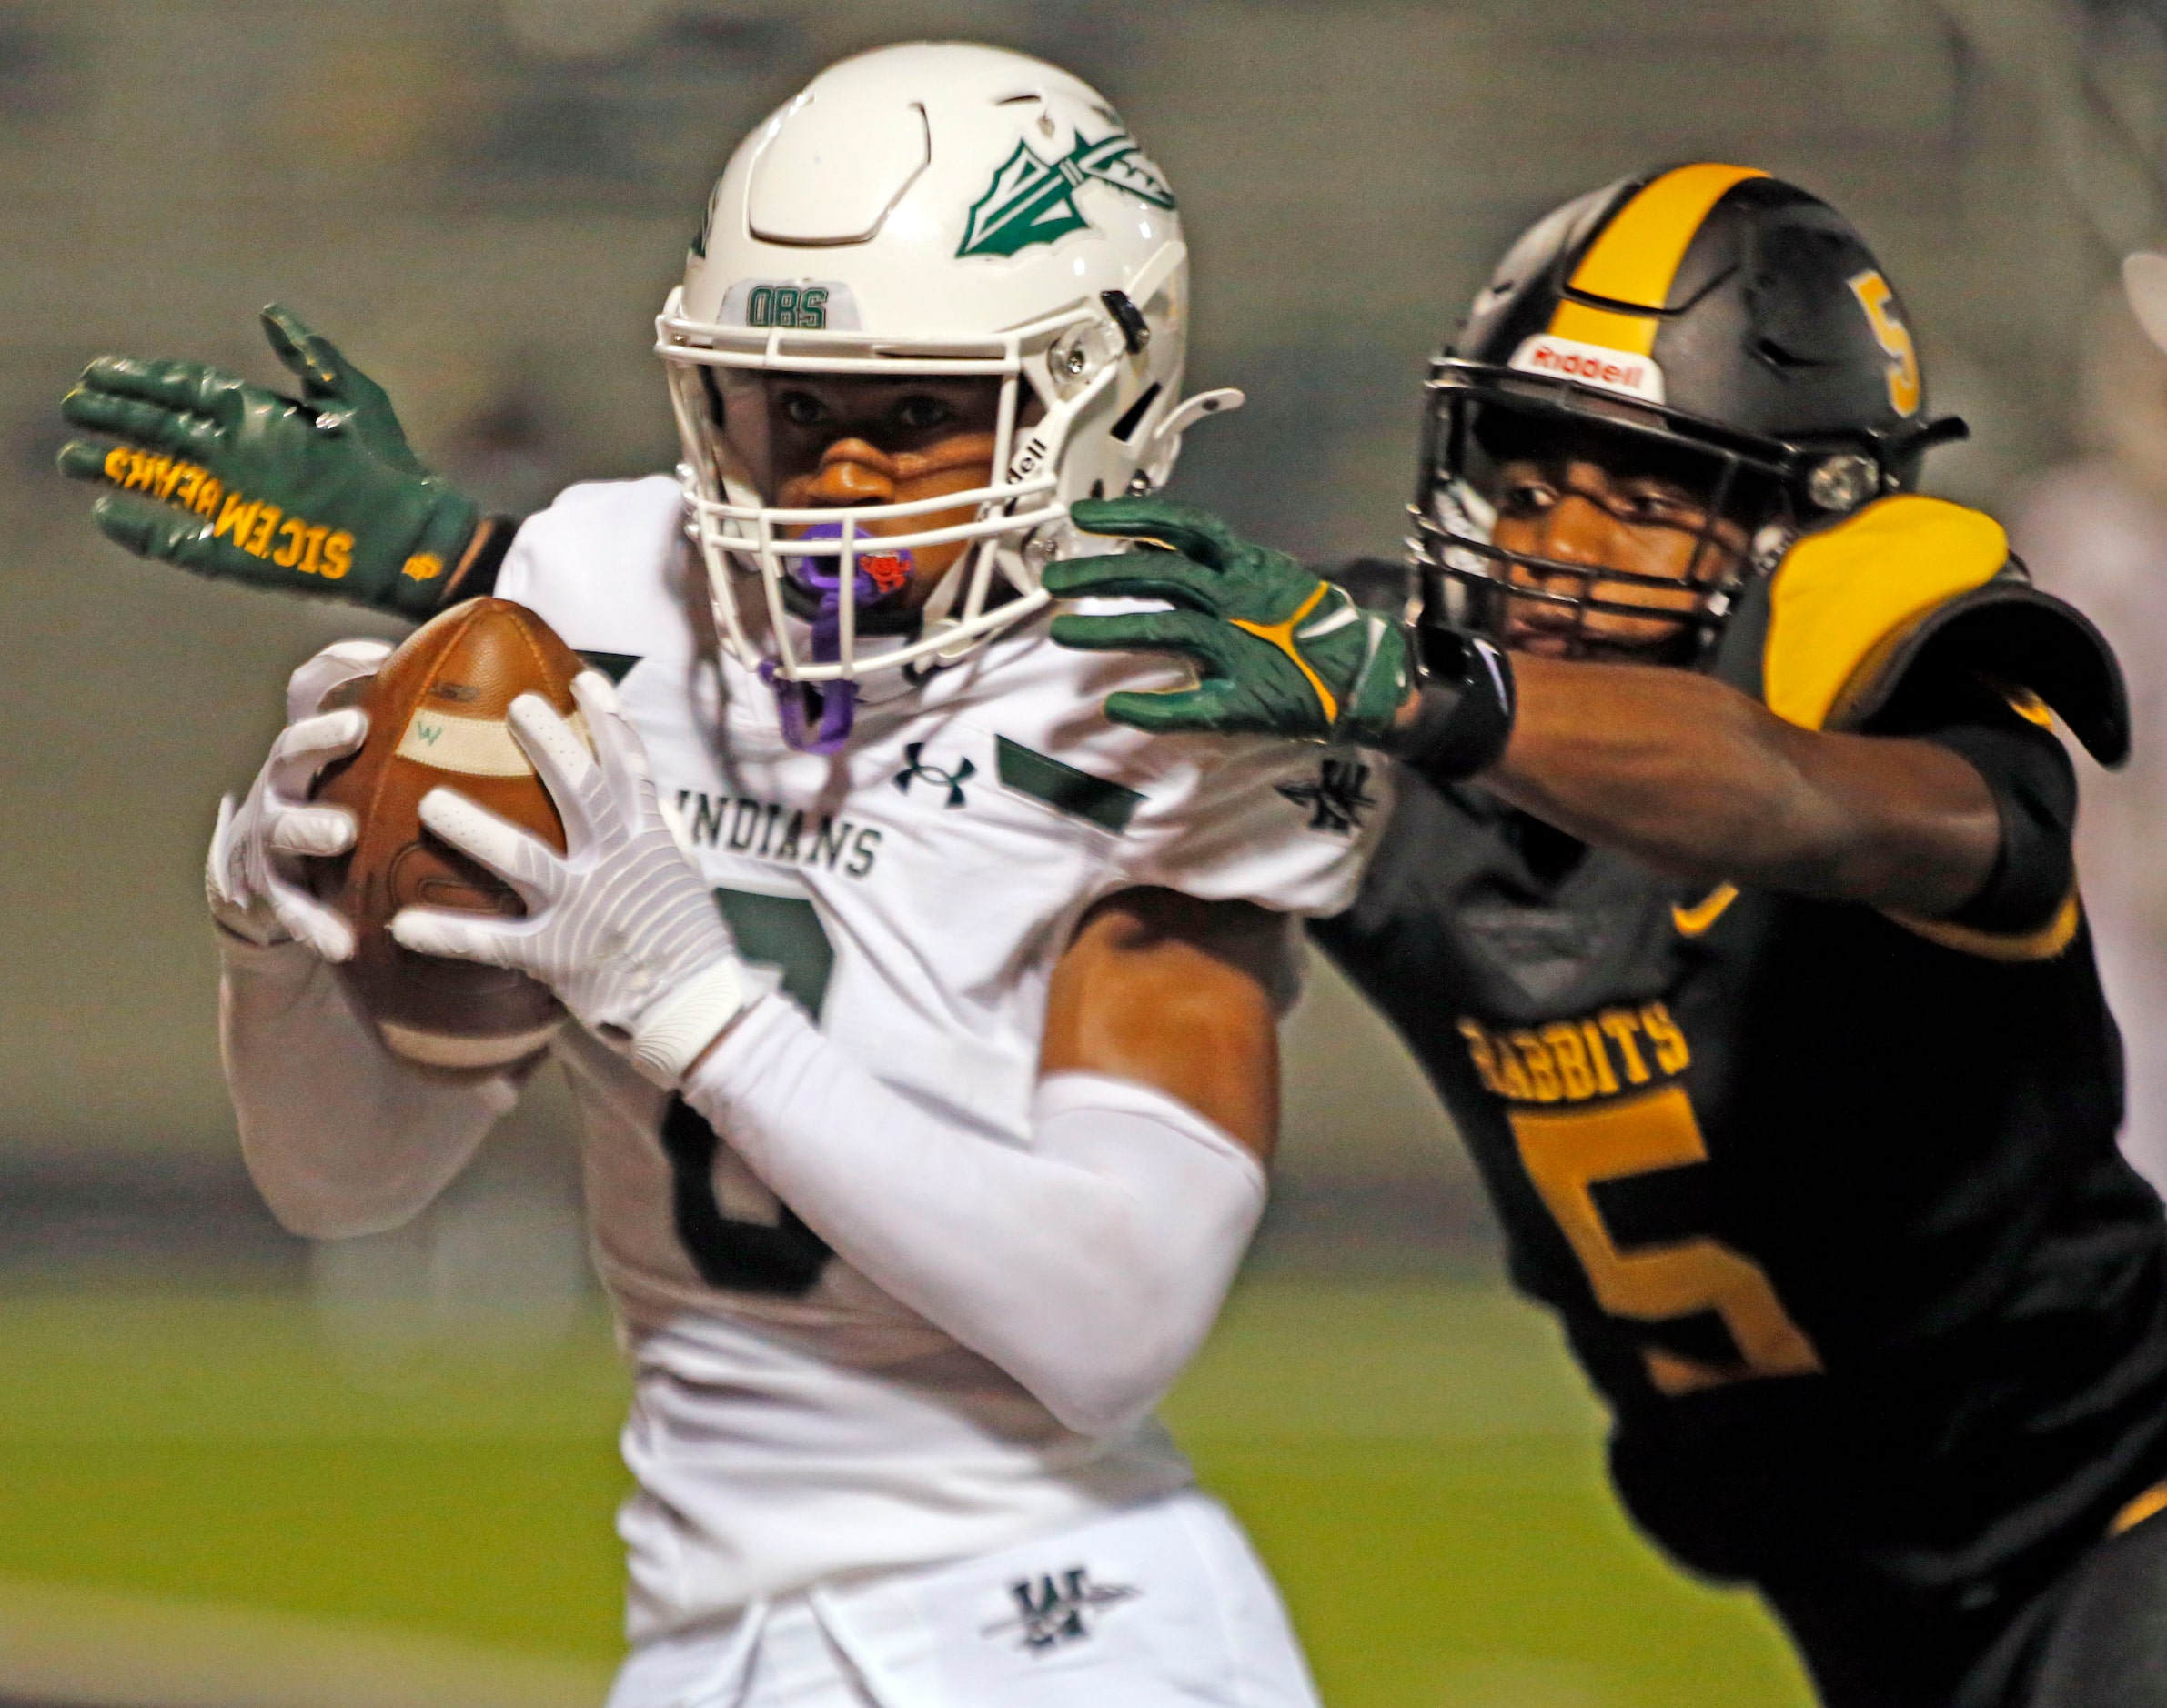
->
[[1549, 164, 1769, 356]]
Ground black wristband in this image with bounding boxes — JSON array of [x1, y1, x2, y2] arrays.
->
[[1381, 627, 1517, 784]]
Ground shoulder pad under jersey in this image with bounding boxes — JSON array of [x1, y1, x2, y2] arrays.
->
[[1711, 494, 2129, 766]]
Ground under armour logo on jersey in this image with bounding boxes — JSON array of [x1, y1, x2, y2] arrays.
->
[[1276, 758, 1377, 835], [892, 743, 975, 809], [983, 1566, 1141, 1652]]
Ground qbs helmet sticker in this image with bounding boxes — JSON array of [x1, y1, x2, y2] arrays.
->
[[717, 280, 863, 331]]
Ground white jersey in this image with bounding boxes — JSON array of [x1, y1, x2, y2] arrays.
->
[[492, 476, 1385, 1637]]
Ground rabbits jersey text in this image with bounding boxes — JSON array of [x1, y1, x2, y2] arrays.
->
[[488, 476, 1381, 1634]]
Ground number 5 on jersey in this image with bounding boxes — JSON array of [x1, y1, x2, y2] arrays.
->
[[1510, 1085, 1823, 1396]]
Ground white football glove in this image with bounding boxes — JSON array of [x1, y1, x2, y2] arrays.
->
[[388, 671, 746, 1086], [207, 638, 392, 959]]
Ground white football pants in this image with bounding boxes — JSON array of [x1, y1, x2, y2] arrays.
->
[[602, 1491, 1322, 1708]]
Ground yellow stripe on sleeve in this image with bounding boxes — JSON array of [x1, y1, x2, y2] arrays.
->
[[1883, 891, 2082, 964]]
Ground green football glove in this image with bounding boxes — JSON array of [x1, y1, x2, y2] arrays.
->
[[1046, 497, 1415, 744], [57, 305, 481, 619]]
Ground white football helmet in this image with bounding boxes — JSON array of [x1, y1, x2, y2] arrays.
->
[[657, 41, 1239, 748]]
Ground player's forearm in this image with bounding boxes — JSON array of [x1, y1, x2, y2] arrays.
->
[[681, 993, 1265, 1436], [218, 930, 513, 1237], [1486, 656, 2001, 915]]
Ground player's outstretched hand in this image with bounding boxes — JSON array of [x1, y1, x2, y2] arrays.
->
[[207, 638, 393, 960], [58, 306, 479, 619], [1048, 497, 1413, 744], [389, 673, 750, 1087]]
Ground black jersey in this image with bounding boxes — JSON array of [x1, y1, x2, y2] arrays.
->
[[1315, 496, 2167, 1603]]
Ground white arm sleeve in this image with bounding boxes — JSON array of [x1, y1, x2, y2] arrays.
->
[[218, 929, 516, 1239], [681, 994, 1268, 1437]]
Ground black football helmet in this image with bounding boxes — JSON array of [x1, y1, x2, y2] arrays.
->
[[1412, 164, 1968, 662]]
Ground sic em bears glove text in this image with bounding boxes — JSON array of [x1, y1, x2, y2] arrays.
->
[[59, 306, 503, 619]]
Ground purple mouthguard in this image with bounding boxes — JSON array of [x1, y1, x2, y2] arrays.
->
[[761, 523, 914, 753]]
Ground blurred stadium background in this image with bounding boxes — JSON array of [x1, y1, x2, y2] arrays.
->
[[6, 1, 2167, 1703]]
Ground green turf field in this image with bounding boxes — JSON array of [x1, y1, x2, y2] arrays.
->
[[0, 1279, 1812, 1706]]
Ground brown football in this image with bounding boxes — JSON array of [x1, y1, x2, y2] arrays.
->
[[309, 598, 588, 1074]]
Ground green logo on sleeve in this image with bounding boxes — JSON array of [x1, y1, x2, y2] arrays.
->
[[958, 131, 1175, 259], [994, 737, 1143, 833]]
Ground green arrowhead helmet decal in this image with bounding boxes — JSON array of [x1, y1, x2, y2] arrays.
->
[[957, 130, 1176, 259]]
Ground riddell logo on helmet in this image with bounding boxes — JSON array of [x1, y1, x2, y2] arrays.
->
[[1508, 335, 1668, 405]]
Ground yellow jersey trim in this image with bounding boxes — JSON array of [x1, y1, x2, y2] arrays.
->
[[2112, 1481, 2167, 1537], [2002, 685, 2055, 728], [1230, 582, 1339, 723], [1763, 496, 2010, 733], [1548, 164, 1769, 356], [1672, 883, 1739, 937], [1884, 889, 2081, 963]]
